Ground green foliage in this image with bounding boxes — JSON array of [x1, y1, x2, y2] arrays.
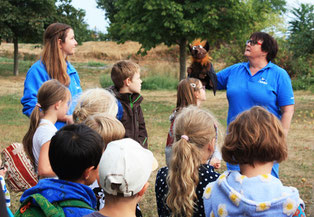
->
[[97, 0, 287, 80], [54, 0, 93, 44], [288, 3, 314, 58], [100, 74, 178, 90], [99, 74, 114, 88], [0, 0, 56, 43], [141, 76, 178, 90]]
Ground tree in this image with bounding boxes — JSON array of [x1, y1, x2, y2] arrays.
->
[[0, 0, 56, 75], [97, 0, 287, 80], [288, 3, 314, 57], [55, 0, 93, 44]]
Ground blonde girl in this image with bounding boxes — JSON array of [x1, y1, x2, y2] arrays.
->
[[156, 106, 221, 217], [165, 78, 221, 168], [21, 23, 82, 129], [73, 88, 118, 123], [23, 79, 71, 178]]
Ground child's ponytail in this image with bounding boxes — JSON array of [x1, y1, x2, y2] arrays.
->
[[22, 105, 41, 164], [167, 137, 202, 217]]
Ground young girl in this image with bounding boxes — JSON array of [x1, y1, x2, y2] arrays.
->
[[165, 78, 221, 168], [73, 88, 118, 123], [203, 106, 305, 217], [22, 79, 71, 178], [156, 106, 221, 217]]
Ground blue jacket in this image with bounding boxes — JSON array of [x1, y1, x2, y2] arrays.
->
[[21, 60, 82, 129], [203, 171, 305, 217], [20, 179, 97, 217]]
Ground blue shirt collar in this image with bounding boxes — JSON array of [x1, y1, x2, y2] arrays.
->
[[244, 61, 273, 75]]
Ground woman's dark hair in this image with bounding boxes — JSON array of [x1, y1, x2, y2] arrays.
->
[[49, 124, 104, 181], [250, 32, 278, 62]]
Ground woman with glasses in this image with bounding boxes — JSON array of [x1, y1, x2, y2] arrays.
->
[[216, 32, 294, 178]]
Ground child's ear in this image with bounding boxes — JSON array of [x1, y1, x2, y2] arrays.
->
[[55, 100, 62, 110], [137, 182, 149, 197], [82, 166, 95, 181], [123, 77, 131, 87]]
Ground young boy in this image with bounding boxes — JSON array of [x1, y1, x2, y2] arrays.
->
[[83, 138, 158, 217], [109, 60, 148, 148], [203, 106, 305, 217], [17, 124, 104, 217]]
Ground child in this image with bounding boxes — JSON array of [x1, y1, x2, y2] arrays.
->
[[22, 79, 71, 178], [165, 78, 222, 168], [108, 60, 148, 148], [82, 114, 126, 210], [73, 88, 118, 123], [83, 114, 125, 147], [156, 106, 221, 217], [83, 138, 158, 217], [0, 159, 13, 217], [17, 124, 104, 216], [203, 106, 305, 217]]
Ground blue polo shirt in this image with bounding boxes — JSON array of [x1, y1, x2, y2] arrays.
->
[[217, 61, 294, 126], [217, 62, 294, 178]]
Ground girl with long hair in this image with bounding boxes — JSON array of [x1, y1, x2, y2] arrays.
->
[[156, 106, 221, 217], [21, 22, 82, 129], [165, 78, 221, 168], [23, 79, 70, 178]]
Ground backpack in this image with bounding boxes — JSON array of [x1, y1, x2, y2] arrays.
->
[[14, 193, 94, 217], [1, 143, 38, 192]]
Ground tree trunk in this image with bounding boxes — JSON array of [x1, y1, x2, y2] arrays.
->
[[179, 39, 187, 81], [13, 36, 19, 76]]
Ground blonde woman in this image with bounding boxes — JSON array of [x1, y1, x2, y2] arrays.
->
[[156, 106, 221, 217], [21, 23, 82, 129]]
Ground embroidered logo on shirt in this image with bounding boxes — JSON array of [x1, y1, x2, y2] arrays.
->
[[258, 77, 268, 85]]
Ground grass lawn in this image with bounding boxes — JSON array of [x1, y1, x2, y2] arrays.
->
[[0, 58, 313, 216]]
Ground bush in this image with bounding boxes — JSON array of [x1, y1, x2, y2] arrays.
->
[[100, 74, 113, 89], [141, 76, 178, 90], [100, 74, 178, 90]]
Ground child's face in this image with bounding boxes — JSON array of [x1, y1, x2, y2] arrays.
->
[[128, 71, 142, 94], [57, 92, 71, 120], [195, 82, 206, 104]]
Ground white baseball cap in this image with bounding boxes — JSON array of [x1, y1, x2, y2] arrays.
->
[[99, 138, 158, 197]]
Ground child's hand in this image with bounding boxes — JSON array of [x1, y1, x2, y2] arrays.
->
[[59, 115, 74, 124], [210, 157, 221, 169]]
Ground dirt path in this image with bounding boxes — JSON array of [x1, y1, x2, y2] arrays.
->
[[0, 76, 25, 97]]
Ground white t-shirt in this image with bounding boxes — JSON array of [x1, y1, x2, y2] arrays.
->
[[32, 119, 57, 168]]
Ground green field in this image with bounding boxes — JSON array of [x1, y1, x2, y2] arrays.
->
[[0, 58, 313, 216]]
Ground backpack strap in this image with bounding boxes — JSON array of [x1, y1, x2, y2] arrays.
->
[[17, 193, 64, 217], [58, 199, 94, 210]]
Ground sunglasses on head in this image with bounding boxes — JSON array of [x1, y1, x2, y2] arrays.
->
[[246, 39, 262, 46]]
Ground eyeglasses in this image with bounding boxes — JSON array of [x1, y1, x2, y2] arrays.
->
[[246, 39, 262, 46]]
